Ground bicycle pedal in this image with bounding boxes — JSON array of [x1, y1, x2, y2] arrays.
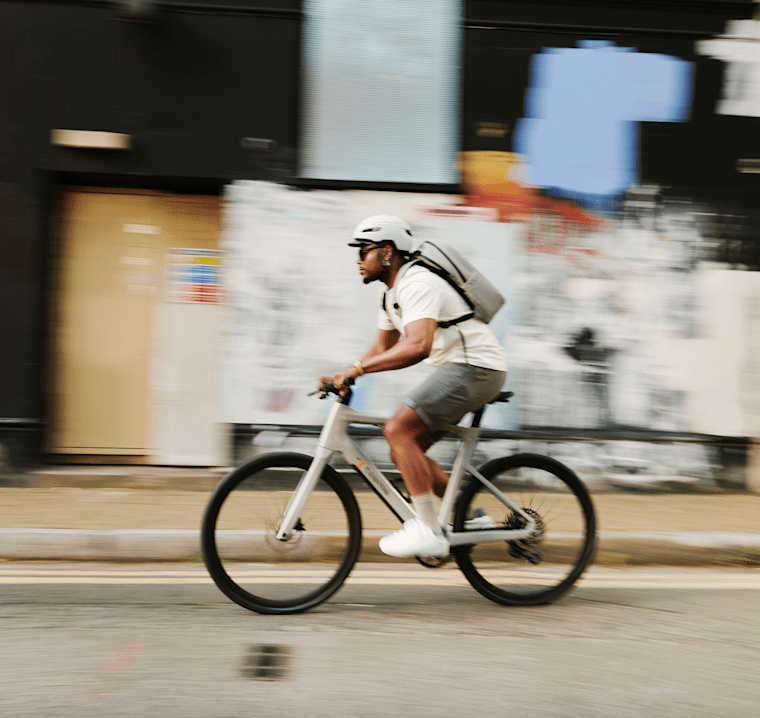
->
[[415, 554, 452, 569]]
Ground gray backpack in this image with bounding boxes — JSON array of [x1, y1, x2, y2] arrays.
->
[[409, 240, 505, 328]]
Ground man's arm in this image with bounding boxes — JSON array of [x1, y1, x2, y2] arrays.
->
[[328, 319, 436, 392], [360, 319, 435, 373], [360, 328, 401, 363]]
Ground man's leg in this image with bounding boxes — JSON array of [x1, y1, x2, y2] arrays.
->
[[383, 404, 436, 496], [383, 405, 445, 537], [417, 437, 449, 498], [383, 411, 447, 497]]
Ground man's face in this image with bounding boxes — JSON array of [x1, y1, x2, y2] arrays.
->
[[356, 243, 384, 283]]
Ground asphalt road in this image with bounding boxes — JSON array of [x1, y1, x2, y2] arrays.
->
[[1, 563, 759, 718]]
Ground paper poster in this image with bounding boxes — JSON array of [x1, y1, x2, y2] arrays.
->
[[166, 248, 224, 304]]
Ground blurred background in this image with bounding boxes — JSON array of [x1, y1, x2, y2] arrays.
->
[[2, 0, 760, 491]]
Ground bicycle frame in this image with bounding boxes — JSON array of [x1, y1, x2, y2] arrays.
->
[[275, 398, 537, 548]]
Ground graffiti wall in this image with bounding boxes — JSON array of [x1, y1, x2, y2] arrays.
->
[[220, 182, 760, 437], [220, 180, 758, 488], [513, 190, 760, 438]]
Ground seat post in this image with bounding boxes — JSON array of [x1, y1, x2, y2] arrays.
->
[[470, 391, 512, 429], [470, 407, 485, 428]]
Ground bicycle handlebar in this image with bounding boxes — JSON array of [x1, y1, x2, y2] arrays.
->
[[312, 377, 355, 405]]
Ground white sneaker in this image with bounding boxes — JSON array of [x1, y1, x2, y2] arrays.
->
[[379, 518, 450, 558], [447, 510, 497, 534]]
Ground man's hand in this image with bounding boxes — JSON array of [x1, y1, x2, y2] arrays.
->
[[318, 366, 360, 396]]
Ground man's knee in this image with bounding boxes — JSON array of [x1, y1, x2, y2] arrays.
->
[[383, 406, 428, 448], [382, 418, 395, 445], [383, 415, 407, 448]]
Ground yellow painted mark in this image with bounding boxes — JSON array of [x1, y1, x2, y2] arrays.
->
[[0, 567, 758, 589]]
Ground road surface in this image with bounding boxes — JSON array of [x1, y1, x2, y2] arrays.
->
[[1, 563, 758, 718]]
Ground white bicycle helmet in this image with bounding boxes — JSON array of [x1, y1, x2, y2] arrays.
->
[[348, 215, 414, 253]]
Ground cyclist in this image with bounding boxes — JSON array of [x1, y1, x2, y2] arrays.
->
[[320, 215, 507, 558]]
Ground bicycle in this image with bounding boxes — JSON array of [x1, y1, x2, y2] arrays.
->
[[201, 382, 597, 615]]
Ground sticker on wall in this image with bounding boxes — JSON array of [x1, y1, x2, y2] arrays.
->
[[165, 248, 224, 304], [417, 205, 498, 222]]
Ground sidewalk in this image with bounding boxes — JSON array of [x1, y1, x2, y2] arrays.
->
[[1, 467, 759, 566]]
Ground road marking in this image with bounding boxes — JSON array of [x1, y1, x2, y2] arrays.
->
[[0, 566, 757, 589]]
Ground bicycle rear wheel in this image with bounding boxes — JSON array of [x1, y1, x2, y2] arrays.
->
[[201, 452, 362, 615], [453, 453, 596, 606]]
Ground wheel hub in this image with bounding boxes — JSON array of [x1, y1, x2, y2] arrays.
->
[[267, 518, 305, 551]]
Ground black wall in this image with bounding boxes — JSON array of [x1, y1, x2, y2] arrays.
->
[[0, 0, 303, 472], [2, 1, 301, 180]]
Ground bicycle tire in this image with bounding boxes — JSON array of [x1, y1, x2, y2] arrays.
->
[[452, 453, 597, 606], [201, 452, 362, 615]]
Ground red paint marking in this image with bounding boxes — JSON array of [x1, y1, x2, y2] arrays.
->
[[77, 685, 115, 701], [99, 643, 146, 673], [267, 389, 294, 413], [71, 643, 146, 702]]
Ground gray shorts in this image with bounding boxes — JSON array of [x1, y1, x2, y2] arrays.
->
[[403, 363, 507, 442]]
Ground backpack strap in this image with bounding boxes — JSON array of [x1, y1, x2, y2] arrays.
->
[[381, 293, 399, 314], [408, 258, 475, 310], [384, 260, 476, 329], [407, 259, 476, 328], [438, 312, 475, 329]]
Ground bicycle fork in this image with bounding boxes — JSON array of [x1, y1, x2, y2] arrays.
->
[[274, 447, 333, 541]]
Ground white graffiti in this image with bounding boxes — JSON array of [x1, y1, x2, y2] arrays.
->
[[698, 19, 760, 117]]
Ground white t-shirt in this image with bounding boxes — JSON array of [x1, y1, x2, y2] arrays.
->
[[377, 263, 508, 371]]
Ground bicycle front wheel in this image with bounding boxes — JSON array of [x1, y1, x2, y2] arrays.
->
[[453, 453, 596, 606], [201, 452, 362, 615]]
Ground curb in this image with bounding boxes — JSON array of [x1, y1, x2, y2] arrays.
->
[[20, 467, 227, 492], [2, 528, 759, 566]]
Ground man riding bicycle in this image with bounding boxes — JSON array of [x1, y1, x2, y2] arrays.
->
[[321, 215, 507, 559]]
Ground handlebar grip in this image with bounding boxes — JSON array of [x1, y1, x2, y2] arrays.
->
[[318, 376, 355, 395]]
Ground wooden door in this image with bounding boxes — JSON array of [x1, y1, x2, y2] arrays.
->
[[50, 189, 226, 465]]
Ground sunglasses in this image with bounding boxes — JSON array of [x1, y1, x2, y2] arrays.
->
[[358, 244, 382, 261]]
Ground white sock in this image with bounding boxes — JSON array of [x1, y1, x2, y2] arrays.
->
[[411, 492, 443, 535]]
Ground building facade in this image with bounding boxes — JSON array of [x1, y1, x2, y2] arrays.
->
[[1, 0, 759, 487]]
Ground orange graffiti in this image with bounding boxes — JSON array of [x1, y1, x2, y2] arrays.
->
[[458, 151, 608, 231]]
